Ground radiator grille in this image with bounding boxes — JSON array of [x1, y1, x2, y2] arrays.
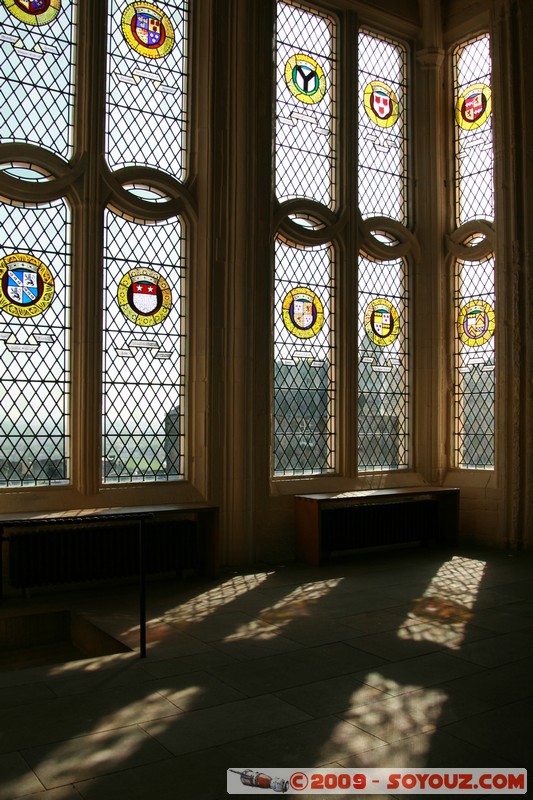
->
[[7, 519, 198, 590], [321, 499, 437, 557]]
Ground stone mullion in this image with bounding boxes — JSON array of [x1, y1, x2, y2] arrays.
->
[[491, 0, 532, 548], [69, 0, 108, 497], [415, 3, 447, 483]]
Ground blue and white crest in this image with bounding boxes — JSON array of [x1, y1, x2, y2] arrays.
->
[[7, 268, 38, 305]]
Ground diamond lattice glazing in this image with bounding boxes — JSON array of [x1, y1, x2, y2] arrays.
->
[[0, 1, 77, 159], [275, 1, 336, 208], [358, 30, 408, 224], [0, 199, 71, 486], [454, 254, 495, 468], [102, 211, 185, 483], [454, 35, 494, 225], [358, 250, 409, 470], [273, 239, 334, 475], [106, 0, 188, 179]]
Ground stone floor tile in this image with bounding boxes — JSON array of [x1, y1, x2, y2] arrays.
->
[[9, 788, 81, 800], [0, 685, 181, 753], [352, 651, 484, 696], [439, 656, 533, 705], [339, 727, 517, 769], [275, 673, 386, 717], [338, 685, 492, 744], [345, 631, 446, 661], [0, 548, 531, 800], [22, 726, 171, 788], [214, 642, 387, 696], [442, 700, 533, 768], [167, 610, 279, 642], [211, 633, 303, 661], [0, 753, 43, 800], [212, 716, 386, 767], [0, 681, 55, 709], [136, 647, 237, 678], [340, 610, 409, 634], [140, 694, 311, 756], [471, 606, 533, 632], [75, 754, 223, 800], [447, 630, 533, 667], [148, 670, 246, 710], [277, 619, 359, 646]]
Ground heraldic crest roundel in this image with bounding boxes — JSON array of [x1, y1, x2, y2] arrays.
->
[[117, 267, 172, 326], [363, 80, 400, 128], [282, 287, 324, 339], [3, 0, 61, 26], [457, 299, 495, 347], [364, 298, 400, 347], [121, 2, 175, 59], [284, 53, 326, 105], [0, 253, 55, 318], [455, 83, 492, 131]]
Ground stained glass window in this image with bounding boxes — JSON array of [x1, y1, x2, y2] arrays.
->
[[453, 35, 493, 225], [106, 0, 188, 179], [103, 1, 189, 484], [0, 0, 77, 160], [0, 196, 71, 486], [273, 237, 334, 475], [453, 35, 495, 469], [275, 0, 336, 208], [357, 28, 410, 471], [273, 7, 411, 477], [273, 0, 336, 476], [358, 30, 408, 224], [102, 211, 185, 482], [454, 247, 495, 468], [358, 240, 409, 470]]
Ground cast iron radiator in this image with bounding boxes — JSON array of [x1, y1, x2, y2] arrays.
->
[[7, 518, 198, 591], [320, 498, 437, 557]]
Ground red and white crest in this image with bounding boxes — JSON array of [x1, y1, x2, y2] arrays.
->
[[132, 280, 158, 314], [372, 89, 391, 119]]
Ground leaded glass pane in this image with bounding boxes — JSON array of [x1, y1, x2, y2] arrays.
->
[[453, 35, 493, 225], [0, 0, 77, 160], [454, 253, 495, 468], [103, 211, 185, 483], [358, 248, 409, 470], [453, 34, 495, 469], [275, 1, 336, 208], [273, 239, 334, 475], [106, 0, 188, 179], [0, 198, 71, 486], [358, 30, 408, 224]]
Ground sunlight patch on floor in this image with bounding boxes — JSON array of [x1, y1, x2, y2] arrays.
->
[[322, 558, 485, 766], [223, 578, 344, 642], [397, 556, 486, 649], [161, 572, 274, 626]]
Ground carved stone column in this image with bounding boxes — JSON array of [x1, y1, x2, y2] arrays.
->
[[415, 0, 447, 484]]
